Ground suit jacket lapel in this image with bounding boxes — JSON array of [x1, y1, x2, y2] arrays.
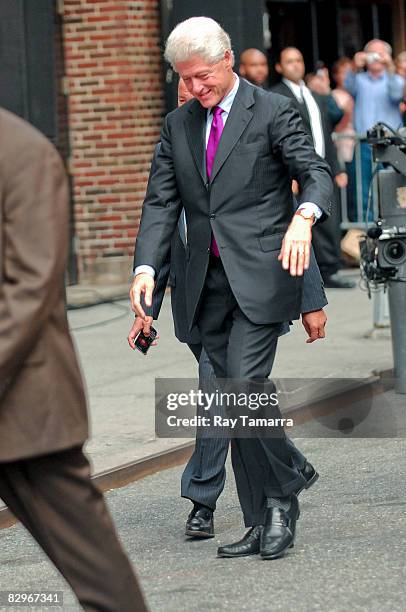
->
[[210, 79, 255, 183], [278, 82, 311, 131], [185, 101, 207, 185]]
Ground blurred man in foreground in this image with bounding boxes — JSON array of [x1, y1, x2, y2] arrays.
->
[[0, 108, 147, 612]]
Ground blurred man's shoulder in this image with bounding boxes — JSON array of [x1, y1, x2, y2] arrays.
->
[[252, 84, 294, 111], [0, 107, 55, 153]]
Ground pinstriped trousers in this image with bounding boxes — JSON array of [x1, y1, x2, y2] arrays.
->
[[181, 347, 309, 512]]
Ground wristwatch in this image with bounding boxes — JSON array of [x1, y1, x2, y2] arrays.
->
[[295, 208, 315, 223]]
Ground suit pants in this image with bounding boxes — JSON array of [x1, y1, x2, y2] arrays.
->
[[181, 347, 309, 512], [196, 256, 306, 527], [0, 446, 147, 612]]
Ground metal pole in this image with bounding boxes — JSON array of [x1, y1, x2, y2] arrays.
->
[[371, 3, 380, 39], [310, 0, 319, 65], [354, 139, 364, 223], [387, 281, 406, 393], [372, 286, 390, 328]]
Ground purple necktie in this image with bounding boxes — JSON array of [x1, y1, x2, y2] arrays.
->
[[206, 106, 224, 257]]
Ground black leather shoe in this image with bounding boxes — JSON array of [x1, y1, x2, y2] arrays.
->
[[323, 273, 356, 289], [260, 495, 298, 560], [217, 526, 263, 558], [297, 461, 319, 495], [185, 507, 214, 538]]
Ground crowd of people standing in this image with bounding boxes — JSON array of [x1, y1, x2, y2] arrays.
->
[[239, 39, 406, 272]]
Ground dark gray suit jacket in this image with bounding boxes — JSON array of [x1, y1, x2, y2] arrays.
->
[[134, 78, 333, 327], [148, 146, 327, 344]]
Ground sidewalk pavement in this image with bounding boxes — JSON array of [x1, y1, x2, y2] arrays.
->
[[65, 269, 394, 476]]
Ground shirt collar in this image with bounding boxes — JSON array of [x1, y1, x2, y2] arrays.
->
[[282, 77, 304, 98], [208, 73, 240, 116]]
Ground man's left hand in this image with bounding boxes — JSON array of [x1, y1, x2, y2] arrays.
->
[[302, 309, 327, 343], [279, 213, 313, 276]]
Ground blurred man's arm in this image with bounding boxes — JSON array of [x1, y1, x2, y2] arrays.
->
[[326, 95, 344, 127], [388, 73, 406, 103], [0, 136, 69, 393], [343, 68, 358, 98]]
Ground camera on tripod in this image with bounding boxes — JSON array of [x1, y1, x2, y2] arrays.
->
[[359, 123, 406, 285]]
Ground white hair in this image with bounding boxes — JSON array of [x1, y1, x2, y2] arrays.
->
[[165, 16, 232, 69], [364, 39, 392, 55]]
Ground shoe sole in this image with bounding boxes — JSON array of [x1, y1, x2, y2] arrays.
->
[[260, 540, 294, 560], [185, 529, 215, 539], [217, 550, 259, 558], [297, 471, 319, 496]]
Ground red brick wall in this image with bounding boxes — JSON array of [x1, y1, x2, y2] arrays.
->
[[63, 0, 164, 283]]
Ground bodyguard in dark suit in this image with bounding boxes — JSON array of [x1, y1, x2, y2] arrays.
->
[[0, 108, 147, 611], [271, 47, 355, 289], [131, 17, 333, 560]]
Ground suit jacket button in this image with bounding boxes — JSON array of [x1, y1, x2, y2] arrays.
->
[[209, 213, 216, 220]]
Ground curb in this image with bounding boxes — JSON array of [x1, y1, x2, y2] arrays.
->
[[66, 284, 130, 310]]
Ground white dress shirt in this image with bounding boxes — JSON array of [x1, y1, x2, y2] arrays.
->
[[135, 75, 322, 278], [282, 78, 325, 158]]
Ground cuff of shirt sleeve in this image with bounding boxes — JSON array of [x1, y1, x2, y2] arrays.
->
[[134, 265, 155, 278], [297, 202, 323, 224]]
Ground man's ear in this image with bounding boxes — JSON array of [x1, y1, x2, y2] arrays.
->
[[239, 64, 246, 77], [275, 63, 282, 75], [224, 49, 234, 70]]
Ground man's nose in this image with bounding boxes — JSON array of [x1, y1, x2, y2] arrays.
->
[[190, 80, 205, 95]]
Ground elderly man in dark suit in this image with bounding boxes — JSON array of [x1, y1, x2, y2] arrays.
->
[[0, 108, 147, 611], [131, 17, 333, 560], [129, 77, 327, 540]]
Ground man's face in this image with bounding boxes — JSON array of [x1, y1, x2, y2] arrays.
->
[[175, 51, 234, 108], [177, 78, 194, 107], [278, 49, 305, 83], [240, 51, 269, 86]]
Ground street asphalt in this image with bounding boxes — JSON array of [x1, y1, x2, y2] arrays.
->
[[0, 434, 405, 611]]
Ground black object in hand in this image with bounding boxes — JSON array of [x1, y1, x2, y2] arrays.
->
[[134, 326, 157, 355]]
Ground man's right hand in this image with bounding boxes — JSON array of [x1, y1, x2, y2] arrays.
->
[[127, 316, 154, 350], [130, 273, 155, 319], [353, 51, 367, 70]]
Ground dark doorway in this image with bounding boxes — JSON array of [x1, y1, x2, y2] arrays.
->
[[266, 0, 394, 83], [266, 0, 316, 80], [0, 0, 76, 283]]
